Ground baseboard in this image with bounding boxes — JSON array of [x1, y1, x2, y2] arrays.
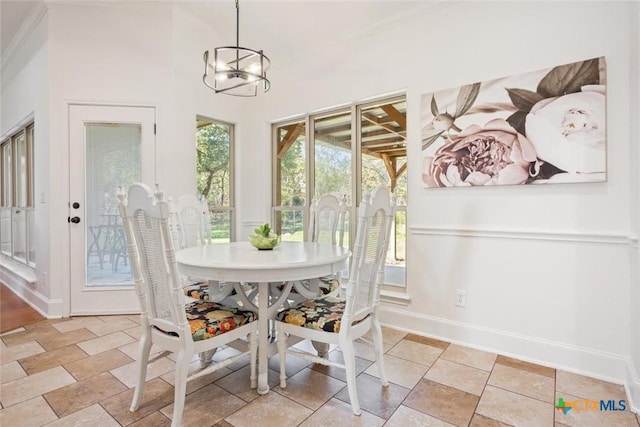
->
[[0, 263, 63, 318], [379, 305, 629, 385], [625, 362, 640, 413]]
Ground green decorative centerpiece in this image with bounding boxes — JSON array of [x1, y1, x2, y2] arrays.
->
[[249, 223, 281, 250]]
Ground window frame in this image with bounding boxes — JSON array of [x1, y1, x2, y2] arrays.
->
[[271, 94, 407, 289], [196, 116, 236, 242], [0, 121, 36, 268], [271, 118, 309, 241]]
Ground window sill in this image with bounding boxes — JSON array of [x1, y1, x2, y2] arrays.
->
[[0, 258, 37, 286], [380, 289, 410, 306]]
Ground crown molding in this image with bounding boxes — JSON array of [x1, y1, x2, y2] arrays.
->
[[1, 1, 48, 70]]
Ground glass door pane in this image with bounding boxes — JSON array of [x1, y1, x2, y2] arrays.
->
[[359, 98, 407, 287], [196, 118, 235, 242], [1, 143, 11, 256], [274, 121, 306, 241], [12, 133, 27, 262], [313, 111, 352, 281], [313, 112, 352, 202], [27, 126, 35, 265], [86, 123, 141, 286]]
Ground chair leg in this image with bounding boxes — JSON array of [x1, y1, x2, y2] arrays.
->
[[372, 321, 389, 386], [270, 319, 276, 341], [249, 323, 258, 389], [171, 350, 190, 427], [276, 325, 288, 388], [199, 348, 217, 368], [341, 340, 361, 416], [129, 333, 152, 412], [311, 340, 329, 358]]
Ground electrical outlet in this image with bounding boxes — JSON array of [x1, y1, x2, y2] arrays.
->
[[455, 289, 466, 308]]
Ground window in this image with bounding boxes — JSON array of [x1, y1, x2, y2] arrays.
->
[[0, 122, 35, 267], [359, 99, 407, 285], [273, 120, 306, 241], [272, 94, 407, 288], [196, 117, 235, 242]]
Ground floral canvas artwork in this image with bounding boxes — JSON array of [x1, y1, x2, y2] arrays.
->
[[421, 57, 606, 187]]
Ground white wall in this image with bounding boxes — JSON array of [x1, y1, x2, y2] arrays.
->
[[2, 0, 639, 408], [628, 0, 640, 410], [243, 0, 639, 392], [0, 3, 51, 313]]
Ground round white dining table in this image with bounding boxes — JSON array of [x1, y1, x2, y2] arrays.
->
[[175, 241, 350, 394]]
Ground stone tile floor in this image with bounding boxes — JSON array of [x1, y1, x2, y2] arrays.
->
[[1, 315, 638, 426]]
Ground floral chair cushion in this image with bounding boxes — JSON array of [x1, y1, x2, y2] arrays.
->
[[276, 276, 340, 297], [276, 297, 347, 333], [184, 282, 254, 301], [185, 301, 256, 341], [184, 281, 210, 301]]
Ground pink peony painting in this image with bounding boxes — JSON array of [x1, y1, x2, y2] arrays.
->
[[421, 57, 606, 187]]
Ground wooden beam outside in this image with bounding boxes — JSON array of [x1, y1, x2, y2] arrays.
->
[[381, 104, 407, 130], [362, 113, 406, 141], [396, 162, 407, 178], [361, 138, 406, 149], [314, 122, 351, 136], [277, 123, 304, 159], [382, 154, 396, 181], [362, 147, 383, 160], [361, 128, 405, 140]]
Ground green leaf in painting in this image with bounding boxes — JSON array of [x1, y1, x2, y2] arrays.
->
[[506, 88, 544, 113], [506, 110, 528, 136], [454, 82, 481, 117], [430, 95, 440, 117], [537, 58, 600, 98], [422, 131, 444, 151]]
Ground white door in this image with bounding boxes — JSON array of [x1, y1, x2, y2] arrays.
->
[[69, 104, 156, 315]]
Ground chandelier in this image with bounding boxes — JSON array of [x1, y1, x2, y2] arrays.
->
[[202, 0, 271, 97]]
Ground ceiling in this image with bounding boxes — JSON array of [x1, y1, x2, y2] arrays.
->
[[179, 1, 439, 65], [1, 0, 38, 53], [3, 1, 420, 181], [2, 1, 441, 62]]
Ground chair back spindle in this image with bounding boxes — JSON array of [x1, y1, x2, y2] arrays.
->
[[118, 184, 188, 336], [342, 187, 396, 332]]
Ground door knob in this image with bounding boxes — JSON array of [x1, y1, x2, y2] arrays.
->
[[68, 216, 81, 224], [72, 202, 80, 209]]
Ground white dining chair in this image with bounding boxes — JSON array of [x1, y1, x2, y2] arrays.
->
[[169, 194, 251, 308], [275, 185, 396, 416], [169, 193, 211, 249], [274, 194, 348, 309], [298, 193, 348, 298], [118, 183, 258, 427]]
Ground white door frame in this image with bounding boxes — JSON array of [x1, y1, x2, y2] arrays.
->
[[67, 103, 157, 315]]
